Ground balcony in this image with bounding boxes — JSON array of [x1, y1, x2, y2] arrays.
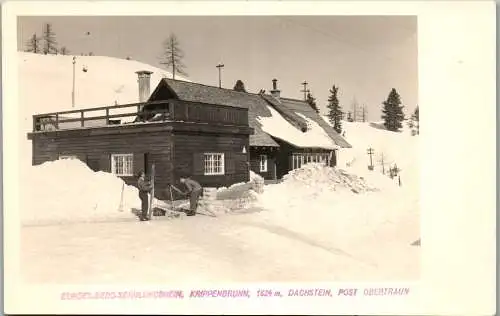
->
[[32, 99, 249, 132]]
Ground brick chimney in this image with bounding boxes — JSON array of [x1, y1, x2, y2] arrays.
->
[[135, 70, 153, 102], [270, 78, 281, 100]]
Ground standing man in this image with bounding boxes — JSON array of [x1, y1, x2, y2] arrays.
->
[[137, 171, 152, 221], [180, 177, 203, 216]]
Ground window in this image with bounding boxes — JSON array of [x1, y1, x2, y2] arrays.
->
[[59, 155, 77, 160], [260, 154, 268, 172], [111, 154, 134, 176], [204, 153, 225, 175], [292, 152, 331, 169]]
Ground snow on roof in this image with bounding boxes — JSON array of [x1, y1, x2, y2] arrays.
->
[[153, 78, 280, 147], [257, 105, 340, 150]]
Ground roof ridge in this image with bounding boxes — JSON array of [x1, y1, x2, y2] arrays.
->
[[280, 97, 307, 103], [163, 78, 266, 98]]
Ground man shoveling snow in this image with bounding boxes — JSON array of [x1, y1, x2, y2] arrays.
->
[[176, 177, 203, 216]]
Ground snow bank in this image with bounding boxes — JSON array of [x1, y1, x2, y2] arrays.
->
[[255, 162, 419, 257], [257, 106, 339, 150], [22, 159, 141, 225], [281, 163, 378, 194]]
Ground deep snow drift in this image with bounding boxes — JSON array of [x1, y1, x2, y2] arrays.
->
[[22, 159, 141, 225]]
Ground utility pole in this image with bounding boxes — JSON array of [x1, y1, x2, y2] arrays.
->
[[72, 56, 76, 108], [300, 81, 308, 101], [352, 98, 358, 122], [216, 63, 224, 88]]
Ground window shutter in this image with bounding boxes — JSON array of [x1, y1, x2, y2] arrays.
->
[[99, 154, 111, 172], [225, 152, 235, 175], [134, 153, 145, 176], [193, 153, 204, 175]]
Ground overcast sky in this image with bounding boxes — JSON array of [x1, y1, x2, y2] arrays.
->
[[18, 16, 417, 120]]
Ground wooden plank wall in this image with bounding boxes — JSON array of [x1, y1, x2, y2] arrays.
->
[[32, 131, 174, 199], [173, 101, 248, 126], [272, 139, 337, 179], [249, 147, 278, 180], [172, 131, 250, 196]]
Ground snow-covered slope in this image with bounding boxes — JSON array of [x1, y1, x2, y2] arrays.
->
[[18, 51, 188, 114], [323, 118, 419, 192]]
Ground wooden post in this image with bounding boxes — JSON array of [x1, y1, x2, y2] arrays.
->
[[380, 152, 385, 174], [80, 111, 84, 127], [55, 113, 59, 129], [367, 147, 374, 170], [301, 81, 308, 101], [105, 108, 110, 125], [216, 63, 224, 88], [147, 163, 156, 219]]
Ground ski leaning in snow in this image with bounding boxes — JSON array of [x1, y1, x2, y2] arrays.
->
[[147, 164, 155, 220]]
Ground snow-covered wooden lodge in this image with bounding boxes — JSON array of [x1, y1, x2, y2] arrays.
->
[[27, 72, 350, 199]]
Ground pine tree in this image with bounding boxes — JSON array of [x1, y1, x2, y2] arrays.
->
[[25, 33, 41, 53], [306, 92, 320, 113], [159, 33, 187, 79], [42, 23, 58, 55], [233, 80, 247, 92], [412, 106, 419, 135], [381, 88, 405, 132], [59, 46, 69, 55], [326, 84, 342, 133]]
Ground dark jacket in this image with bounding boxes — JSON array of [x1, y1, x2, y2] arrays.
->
[[183, 178, 202, 193], [138, 178, 152, 193]]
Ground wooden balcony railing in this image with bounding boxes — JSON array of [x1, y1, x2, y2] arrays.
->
[[32, 99, 250, 132], [33, 100, 171, 132]]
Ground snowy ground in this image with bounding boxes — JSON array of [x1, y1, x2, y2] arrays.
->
[[22, 206, 418, 284], [21, 120, 419, 283]]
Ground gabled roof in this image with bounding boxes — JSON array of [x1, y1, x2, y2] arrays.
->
[[277, 97, 352, 148], [260, 94, 309, 132], [150, 79, 279, 147], [149, 79, 351, 149]]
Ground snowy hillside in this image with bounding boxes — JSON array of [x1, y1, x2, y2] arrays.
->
[[325, 118, 419, 192], [18, 51, 188, 114]]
